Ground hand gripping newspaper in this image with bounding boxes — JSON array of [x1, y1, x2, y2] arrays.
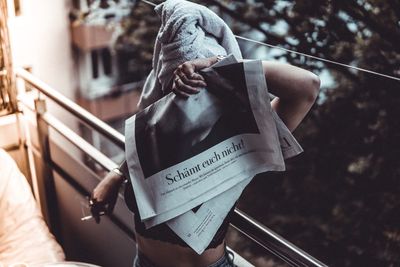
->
[[125, 55, 303, 253]]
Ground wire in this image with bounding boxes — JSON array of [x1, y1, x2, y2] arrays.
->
[[140, 0, 157, 7], [139, 0, 400, 82], [235, 36, 400, 81]]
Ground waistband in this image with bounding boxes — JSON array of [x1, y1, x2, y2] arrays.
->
[[134, 248, 235, 267]]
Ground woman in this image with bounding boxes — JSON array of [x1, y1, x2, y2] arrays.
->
[[91, 55, 320, 267]]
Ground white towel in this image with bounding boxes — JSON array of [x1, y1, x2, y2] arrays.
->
[[138, 0, 242, 109]]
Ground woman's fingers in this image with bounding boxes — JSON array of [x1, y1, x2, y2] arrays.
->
[[172, 60, 210, 98], [173, 76, 200, 95], [190, 72, 205, 81], [174, 66, 206, 82], [176, 72, 207, 87], [172, 85, 191, 98], [178, 62, 195, 77], [89, 197, 106, 224]]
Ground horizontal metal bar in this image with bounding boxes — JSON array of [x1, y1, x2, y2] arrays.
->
[[15, 68, 125, 149], [18, 95, 117, 172], [0, 109, 14, 117], [43, 112, 118, 171], [2, 143, 21, 152], [16, 70, 328, 267], [231, 209, 327, 267], [0, 112, 17, 126]]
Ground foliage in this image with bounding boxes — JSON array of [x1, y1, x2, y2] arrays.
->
[[114, 0, 162, 68]]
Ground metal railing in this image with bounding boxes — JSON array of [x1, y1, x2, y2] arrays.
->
[[16, 68, 328, 267]]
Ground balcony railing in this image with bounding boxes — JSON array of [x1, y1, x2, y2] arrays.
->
[[15, 68, 328, 267]]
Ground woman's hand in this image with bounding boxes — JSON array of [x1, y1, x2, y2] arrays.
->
[[90, 170, 125, 223], [172, 56, 220, 98]]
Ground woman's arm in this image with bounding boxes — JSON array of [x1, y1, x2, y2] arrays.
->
[[90, 161, 128, 222], [173, 57, 320, 132], [262, 61, 320, 132]]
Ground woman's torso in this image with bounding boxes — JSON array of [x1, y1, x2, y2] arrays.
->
[[124, 181, 234, 267]]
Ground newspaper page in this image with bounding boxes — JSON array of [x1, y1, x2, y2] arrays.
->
[[126, 56, 282, 221], [125, 56, 302, 226], [166, 178, 253, 254], [140, 57, 303, 229], [161, 61, 303, 254], [165, 111, 303, 254]]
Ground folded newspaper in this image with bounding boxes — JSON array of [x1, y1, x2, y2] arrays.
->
[[125, 55, 303, 253]]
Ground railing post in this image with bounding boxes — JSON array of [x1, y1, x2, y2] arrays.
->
[[34, 97, 60, 236]]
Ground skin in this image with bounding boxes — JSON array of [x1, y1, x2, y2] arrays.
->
[[91, 55, 320, 267]]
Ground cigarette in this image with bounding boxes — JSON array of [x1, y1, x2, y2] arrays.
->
[[81, 211, 105, 221]]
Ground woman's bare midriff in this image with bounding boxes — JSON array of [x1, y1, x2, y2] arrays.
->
[[136, 233, 225, 267]]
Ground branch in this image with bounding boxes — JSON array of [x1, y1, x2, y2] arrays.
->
[[387, 0, 400, 19], [338, 1, 400, 49], [202, 0, 358, 82], [201, 0, 287, 46]]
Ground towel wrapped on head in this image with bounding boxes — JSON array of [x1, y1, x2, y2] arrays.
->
[[138, 0, 242, 110]]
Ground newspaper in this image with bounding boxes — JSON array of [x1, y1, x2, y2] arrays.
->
[[125, 55, 303, 253], [164, 109, 303, 254], [165, 111, 303, 254]]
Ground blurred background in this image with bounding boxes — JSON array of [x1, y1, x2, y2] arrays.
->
[[2, 0, 399, 266]]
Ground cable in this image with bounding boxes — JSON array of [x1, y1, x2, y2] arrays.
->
[[235, 36, 400, 81], [140, 0, 157, 7], [139, 0, 400, 82]]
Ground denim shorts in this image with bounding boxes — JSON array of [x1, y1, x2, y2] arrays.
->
[[133, 248, 235, 267]]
